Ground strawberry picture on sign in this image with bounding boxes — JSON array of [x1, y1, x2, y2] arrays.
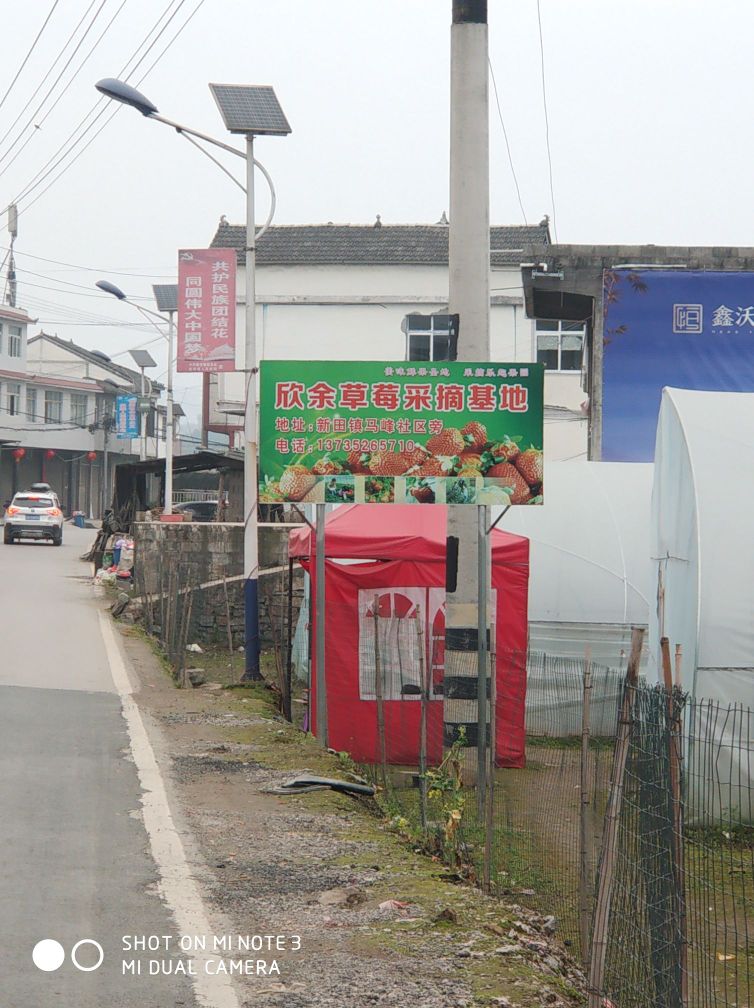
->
[[259, 361, 544, 505]]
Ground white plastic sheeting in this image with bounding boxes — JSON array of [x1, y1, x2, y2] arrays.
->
[[650, 388, 754, 705], [498, 461, 653, 630]]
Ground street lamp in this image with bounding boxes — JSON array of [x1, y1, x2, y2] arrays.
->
[[129, 348, 157, 462], [95, 77, 291, 682], [96, 279, 176, 513]]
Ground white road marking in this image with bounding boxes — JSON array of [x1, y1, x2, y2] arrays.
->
[[98, 612, 242, 1008]]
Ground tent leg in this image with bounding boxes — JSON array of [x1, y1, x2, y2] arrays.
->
[[315, 503, 328, 746]]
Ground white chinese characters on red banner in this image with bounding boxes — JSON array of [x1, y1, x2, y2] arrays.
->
[[177, 248, 236, 373]]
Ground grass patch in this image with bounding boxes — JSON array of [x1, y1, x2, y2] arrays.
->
[[187, 682, 586, 1005]]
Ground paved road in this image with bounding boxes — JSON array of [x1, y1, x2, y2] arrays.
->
[[0, 525, 197, 1008]]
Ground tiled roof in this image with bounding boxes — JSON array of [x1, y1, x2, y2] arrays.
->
[[211, 221, 550, 267], [28, 333, 164, 391]]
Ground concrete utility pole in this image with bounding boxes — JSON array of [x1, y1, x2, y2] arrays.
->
[[445, 0, 491, 779]]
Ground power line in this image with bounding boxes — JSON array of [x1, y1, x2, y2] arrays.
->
[[488, 57, 527, 225], [0, 244, 175, 278], [18, 0, 207, 216], [16, 0, 129, 150], [0, 0, 114, 180], [17, 276, 144, 300], [535, 0, 559, 242], [13, 266, 160, 302], [0, 0, 102, 167], [21, 291, 158, 327], [20, 288, 166, 330], [0, 1, 61, 117], [10, 0, 192, 212]]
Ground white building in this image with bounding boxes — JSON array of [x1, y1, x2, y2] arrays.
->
[[0, 321, 169, 514], [205, 220, 588, 461]]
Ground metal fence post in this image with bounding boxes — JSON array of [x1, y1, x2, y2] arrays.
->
[[373, 594, 388, 793], [315, 503, 327, 745], [477, 504, 489, 816], [588, 626, 644, 1007], [417, 606, 428, 831], [483, 642, 497, 894]]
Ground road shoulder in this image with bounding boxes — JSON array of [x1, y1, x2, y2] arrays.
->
[[117, 622, 587, 1008]]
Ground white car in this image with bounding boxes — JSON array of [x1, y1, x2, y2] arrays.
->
[[3, 490, 64, 546]]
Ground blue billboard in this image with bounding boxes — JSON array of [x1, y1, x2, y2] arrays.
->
[[115, 394, 139, 440], [602, 269, 754, 461]]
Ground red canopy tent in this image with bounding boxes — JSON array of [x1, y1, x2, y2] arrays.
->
[[289, 505, 530, 767]]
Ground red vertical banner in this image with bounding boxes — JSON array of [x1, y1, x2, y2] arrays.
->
[[177, 248, 236, 373]]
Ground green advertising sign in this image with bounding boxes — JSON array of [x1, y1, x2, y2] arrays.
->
[[259, 361, 544, 505]]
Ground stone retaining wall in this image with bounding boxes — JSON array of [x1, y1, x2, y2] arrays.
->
[[133, 521, 305, 651]]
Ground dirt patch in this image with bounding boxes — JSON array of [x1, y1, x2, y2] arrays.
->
[[118, 627, 587, 1008]]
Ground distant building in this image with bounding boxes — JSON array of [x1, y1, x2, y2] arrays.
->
[[521, 243, 754, 459], [205, 220, 588, 461], [0, 323, 167, 514]]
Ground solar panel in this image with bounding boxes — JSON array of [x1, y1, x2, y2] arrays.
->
[[130, 349, 157, 369], [209, 84, 291, 136], [153, 284, 178, 313]]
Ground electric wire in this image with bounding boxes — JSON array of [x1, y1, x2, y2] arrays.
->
[[0, 1, 61, 117], [488, 57, 527, 225], [0, 245, 175, 278], [0, 0, 112, 180], [9, 0, 194, 213], [15, 266, 160, 301], [535, 0, 559, 242], [20, 290, 158, 325], [9, 0, 185, 205], [18, 0, 207, 216], [0, 0, 103, 170], [0, 0, 129, 181]]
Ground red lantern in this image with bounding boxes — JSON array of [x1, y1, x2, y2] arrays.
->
[[87, 451, 97, 462], [12, 447, 25, 461], [45, 449, 55, 460]]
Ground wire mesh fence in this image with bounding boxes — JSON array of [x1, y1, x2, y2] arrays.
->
[[126, 547, 753, 1007], [334, 608, 752, 1007], [132, 541, 245, 685]]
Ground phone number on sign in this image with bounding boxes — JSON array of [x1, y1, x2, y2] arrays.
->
[[316, 438, 418, 454]]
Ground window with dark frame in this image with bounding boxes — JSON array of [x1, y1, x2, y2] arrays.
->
[[535, 319, 586, 371], [405, 314, 455, 361]]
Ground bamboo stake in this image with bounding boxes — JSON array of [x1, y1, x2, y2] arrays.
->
[[164, 564, 175, 664], [662, 638, 688, 1007], [416, 606, 428, 832], [159, 553, 166, 643], [179, 580, 195, 688], [373, 594, 387, 793], [284, 558, 294, 723], [579, 645, 594, 968], [587, 625, 644, 1008]]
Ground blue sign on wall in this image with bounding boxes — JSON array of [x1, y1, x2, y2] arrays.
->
[[116, 394, 139, 440], [602, 269, 754, 461]]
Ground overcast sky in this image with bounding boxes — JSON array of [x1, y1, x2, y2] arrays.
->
[[3, 0, 752, 422]]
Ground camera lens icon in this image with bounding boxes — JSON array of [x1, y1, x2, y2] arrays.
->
[[32, 939, 104, 972]]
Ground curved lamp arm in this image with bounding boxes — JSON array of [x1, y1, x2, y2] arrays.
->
[[179, 132, 276, 237]]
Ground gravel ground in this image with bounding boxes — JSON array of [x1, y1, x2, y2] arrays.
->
[[120, 628, 588, 1008]]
